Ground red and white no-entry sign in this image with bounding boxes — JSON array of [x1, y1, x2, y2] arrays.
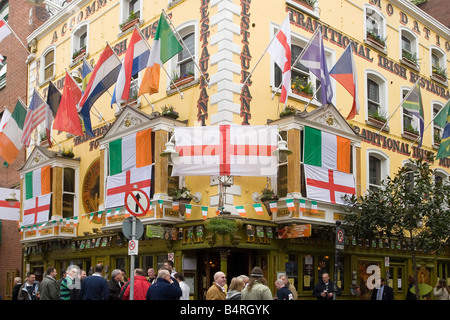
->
[[128, 240, 139, 255], [125, 189, 150, 217]]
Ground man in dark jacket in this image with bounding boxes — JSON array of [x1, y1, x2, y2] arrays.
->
[[108, 269, 124, 300], [146, 269, 182, 300], [79, 264, 109, 300], [313, 273, 342, 300], [38, 267, 59, 300], [371, 278, 394, 300]]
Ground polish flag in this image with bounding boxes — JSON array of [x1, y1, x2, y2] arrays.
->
[[0, 19, 11, 44], [268, 15, 291, 104]]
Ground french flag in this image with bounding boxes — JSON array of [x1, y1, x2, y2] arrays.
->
[[111, 28, 150, 105], [330, 44, 360, 120], [79, 44, 121, 136]]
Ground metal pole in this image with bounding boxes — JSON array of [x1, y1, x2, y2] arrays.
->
[[333, 220, 341, 300], [130, 215, 136, 300]]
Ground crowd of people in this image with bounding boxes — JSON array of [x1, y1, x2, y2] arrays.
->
[[10, 262, 450, 300]]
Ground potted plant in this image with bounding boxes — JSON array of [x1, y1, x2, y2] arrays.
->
[[291, 77, 314, 98], [119, 11, 140, 32], [170, 70, 195, 89], [401, 50, 419, 67], [432, 63, 447, 82], [161, 104, 179, 119], [205, 217, 239, 245], [72, 45, 86, 61], [169, 186, 193, 215], [61, 146, 75, 158], [366, 30, 387, 50], [404, 124, 419, 136], [259, 187, 279, 216], [293, 0, 317, 10], [280, 105, 297, 118], [368, 109, 388, 127]]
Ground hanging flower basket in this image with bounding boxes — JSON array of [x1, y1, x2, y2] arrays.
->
[[259, 188, 279, 216], [169, 187, 193, 216]]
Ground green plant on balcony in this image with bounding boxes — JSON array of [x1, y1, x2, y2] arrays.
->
[[61, 146, 74, 158], [369, 109, 388, 122], [161, 104, 179, 119], [259, 188, 279, 201], [432, 63, 447, 80], [402, 50, 419, 65], [119, 11, 140, 30], [280, 105, 297, 118], [168, 186, 193, 201], [72, 45, 86, 60], [434, 131, 442, 143], [366, 30, 387, 47], [404, 124, 419, 135], [291, 77, 314, 96]]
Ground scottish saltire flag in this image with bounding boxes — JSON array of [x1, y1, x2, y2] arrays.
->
[[21, 89, 48, 147], [298, 29, 333, 105], [111, 28, 150, 105], [79, 44, 121, 136], [268, 15, 291, 104], [402, 82, 424, 147], [436, 100, 450, 160], [330, 44, 360, 119]]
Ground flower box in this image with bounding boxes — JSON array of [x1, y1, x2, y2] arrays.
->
[[365, 35, 386, 52], [292, 89, 313, 100], [120, 17, 140, 32], [170, 75, 194, 89], [292, 0, 315, 10]]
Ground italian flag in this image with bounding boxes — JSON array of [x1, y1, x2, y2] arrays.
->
[[285, 199, 295, 212], [138, 13, 183, 96], [109, 128, 152, 175], [25, 166, 51, 200], [253, 203, 264, 215], [304, 126, 351, 173], [236, 205, 246, 217], [0, 100, 27, 164]]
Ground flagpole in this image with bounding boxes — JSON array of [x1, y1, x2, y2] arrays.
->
[[409, 98, 449, 148], [135, 26, 184, 101], [2, 18, 29, 53], [271, 28, 321, 100], [162, 9, 210, 89], [241, 18, 287, 91], [376, 78, 420, 135], [304, 83, 322, 112]]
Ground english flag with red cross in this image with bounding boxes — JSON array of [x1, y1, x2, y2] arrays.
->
[[172, 124, 278, 177]]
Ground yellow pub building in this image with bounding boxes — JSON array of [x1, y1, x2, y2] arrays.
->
[[18, 0, 450, 300]]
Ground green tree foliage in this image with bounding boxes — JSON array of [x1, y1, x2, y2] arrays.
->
[[342, 157, 450, 299]]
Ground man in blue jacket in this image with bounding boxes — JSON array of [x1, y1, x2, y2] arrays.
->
[[79, 264, 109, 300], [146, 269, 182, 300]]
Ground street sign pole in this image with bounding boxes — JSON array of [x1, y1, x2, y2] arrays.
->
[[334, 220, 344, 300], [130, 215, 136, 300]]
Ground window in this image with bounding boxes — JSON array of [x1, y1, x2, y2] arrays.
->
[[366, 71, 388, 125], [434, 169, 448, 185], [367, 150, 389, 192], [42, 47, 55, 82], [433, 103, 445, 145], [120, 0, 141, 26], [402, 88, 419, 135], [63, 168, 75, 218], [400, 28, 418, 68], [276, 131, 288, 198], [430, 47, 447, 82], [0, 1, 9, 22], [178, 33, 195, 77], [71, 24, 88, 63], [365, 6, 386, 50]]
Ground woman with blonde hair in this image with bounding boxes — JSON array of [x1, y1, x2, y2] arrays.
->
[[226, 277, 245, 300], [433, 279, 450, 300]]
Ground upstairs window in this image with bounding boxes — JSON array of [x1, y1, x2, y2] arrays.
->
[[42, 47, 55, 82], [402, 88, 419, 136], [120, 0, 141, 31], [63, 167, 75, 218], [365, 6, 386, 50], [430, 47, 447, 83], [400, 28, 419, 68], [71, 24, 88, 63], [366, 71, 388, 127]]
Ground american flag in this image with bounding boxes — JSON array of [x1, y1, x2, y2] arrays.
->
[[21, 89, 48, 147]]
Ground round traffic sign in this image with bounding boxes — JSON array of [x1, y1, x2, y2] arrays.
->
[[121, 217, 144, 240], [125, 189, 150, 217], [337, 229, 344, 243]]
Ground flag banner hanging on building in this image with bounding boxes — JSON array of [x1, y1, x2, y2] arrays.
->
[[0, 187, 20, 221], [23, 193, 51, 226], [0, 100, 26, 164], [172, 124, 278, 177], [329, 44, 360, 119], [0, 18, 11, 44], [236, 205, 246, 217], [112, 28, 150, 105], [285, 198, 295, 211], [303, 126, 351, 173], [267, 15, 291, 104], [201, 206, 208, 220], [298, 29, 333, 105], [108, 128, 152, 175], [304, 164, 355, 205], [46, 81, 62, 117], [253, 203, 264, 215], [25, 165, 51, 200], [139, 13, 183, 96], [402, 83, 424, 147], [436, 101, 450, 160], [106, 165, 152, 209], [299, 199, 306, 212], [21, 89, 48, 147], [311, 200, 318, 213], [54, 71, 83, 137], [434, 99, 450, 129], [185, 204, 192, 218], [79, 44, 121, 136], [0, 108, 11, 132]]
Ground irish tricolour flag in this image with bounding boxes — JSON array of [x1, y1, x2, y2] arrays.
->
[[109, 128, 152, 175], [25, 166, 51, 200], [138, 13, 182, 96]]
